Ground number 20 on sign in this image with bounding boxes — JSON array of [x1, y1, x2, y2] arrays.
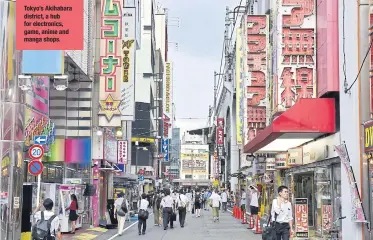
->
[[28, 145, 44, 160]]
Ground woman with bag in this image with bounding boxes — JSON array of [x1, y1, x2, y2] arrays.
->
[[114, 192, 128, 236], [137, 193, 149, 235]]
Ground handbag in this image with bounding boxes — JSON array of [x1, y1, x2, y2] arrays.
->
[[178, 196, 186, 211], [117, 199, 127, 217], [138, 209, 149, 219], [262, 211, 278, 240]]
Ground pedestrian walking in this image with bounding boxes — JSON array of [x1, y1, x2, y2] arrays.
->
[[271, 186, 294, 240], [138, 193, 149, 235], [161, 188, 174, 230], [32, 198, 61, 240], [114, 192, 129, 236], [249, 185, 260, 232], [194, 190, 202, 217], [153, 192, 161, 226], [176, 190, 188, 227], [209, 189, 222, 222], [221, 189, 228, 212]]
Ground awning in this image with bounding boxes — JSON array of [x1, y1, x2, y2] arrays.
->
[[244, 98, 336, 153]]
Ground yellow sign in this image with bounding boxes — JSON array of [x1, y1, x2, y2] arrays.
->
[[235, 27, 243, 145], [122, 40, 135, 82], [165, 62, 171, 113], [98, 94, 121, 121], [364, 121, 373, 152], [181, 153, 208, 160], [99, 0, 122, 126], [131, 137, 155, 143]]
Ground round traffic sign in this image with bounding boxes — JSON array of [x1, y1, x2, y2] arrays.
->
[[28, 160, 44, 176], [28, 145, 44, 160]]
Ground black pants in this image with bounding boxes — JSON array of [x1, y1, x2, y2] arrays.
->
[[275, 222, 290, 240], [222, 202, 227, 211], [162, 207, 173, 228], [138, 217, 147, 233], [178, 207, 186, 226]]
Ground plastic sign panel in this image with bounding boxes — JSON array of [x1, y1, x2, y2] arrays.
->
[[294, 198, 309, 238], [16, 0, 83, 50], [28, 145, 45, 160], [161, 139, 169, 161], [117, 140, 128, 164], [98, 0, 123, 126], [216, 118, 224, 145]]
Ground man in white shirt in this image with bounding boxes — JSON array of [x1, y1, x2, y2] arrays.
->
[[161, 188, 175, 230], [138, 193, 149, 235], [33, 198, 61, 240], [209, 189, 222, 222], [271, 186, 293, 240], [176, 190, 189, 227], [114, 193, 129, 236], [221, 189, 228, 212], [249, 185, 259, 231]]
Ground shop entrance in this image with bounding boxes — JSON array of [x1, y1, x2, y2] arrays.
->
[[294, 173, 314, 226]]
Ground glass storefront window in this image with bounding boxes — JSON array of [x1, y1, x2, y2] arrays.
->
[[314, 167, 332, 237]]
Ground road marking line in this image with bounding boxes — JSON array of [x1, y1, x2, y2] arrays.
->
[[107, 213, 154, 240]]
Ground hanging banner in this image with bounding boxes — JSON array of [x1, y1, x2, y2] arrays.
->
[[294, 198, 309, 238], [98, 0, 122, 127], [334, 143, 367, 222], [120, 7, 136, 121], [364, 120, 373, 152], [165, 62, 172, 116], [235, 27, 243, 145], [161, 139, 169, 162], [216, 118, 224, 145]]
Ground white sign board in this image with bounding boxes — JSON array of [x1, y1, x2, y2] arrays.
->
[[117, 140, 128, 164]]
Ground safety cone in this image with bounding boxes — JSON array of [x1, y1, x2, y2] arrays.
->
[[247, 214, 254, 229], [238, 207, 242, 220], [254, 215, 263, 234], [233, 206, 237, 218], [241, 210, 247, 224]]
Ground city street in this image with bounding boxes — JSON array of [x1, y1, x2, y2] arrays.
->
[[64, 210, 262, 240]]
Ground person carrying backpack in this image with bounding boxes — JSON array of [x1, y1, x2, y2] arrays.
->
[[115, 192, 129, 236], [32, 198, 61, 240]]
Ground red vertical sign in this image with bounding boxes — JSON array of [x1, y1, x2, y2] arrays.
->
[[216, 118, 224, 145], [295, 198, 309, 238]]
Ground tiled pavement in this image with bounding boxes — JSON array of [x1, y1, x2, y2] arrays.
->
[[63, 209, 263, 240]]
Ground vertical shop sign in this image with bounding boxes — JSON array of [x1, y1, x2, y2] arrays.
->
[[165, 62, 172, 114], [295, 198, 309, 238], [161, 139, 169, 162], [120, 6, 136, 121], [235, 27, 243, 145], [216, 118, 224, 145], [322, 199, 332, 232], [117, 140, 128, 164], [98, 0, 122, 126], [275, 153, 288, 169], [334, 143, 367, 222]]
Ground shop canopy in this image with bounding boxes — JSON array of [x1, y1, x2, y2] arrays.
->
[[243, 98, 336, 153]]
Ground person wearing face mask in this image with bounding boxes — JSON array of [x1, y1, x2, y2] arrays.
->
[[271, 186, 293, 240]]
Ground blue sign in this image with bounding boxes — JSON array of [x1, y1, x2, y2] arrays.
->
[[22, 50, 64, 75], [34, 135, 48, 145], [161, 139, 169, 161], [139, 176, 144, 181]]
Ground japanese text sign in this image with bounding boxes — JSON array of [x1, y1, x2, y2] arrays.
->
[[117, 140, 128, 164], [216, 118, 224, 145], [295, 198, 309, 238]]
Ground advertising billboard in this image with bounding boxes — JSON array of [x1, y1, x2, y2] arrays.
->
[[98, 0, 123, 127], [120, 6, 136, 121], [165, 62, 172, 116], [181, 152, 208, 175], [216, 118, 224, 145]]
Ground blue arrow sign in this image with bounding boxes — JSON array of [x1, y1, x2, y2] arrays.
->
[[34, 135, 47, 145], [161, 139, 169, 161], [139, 176, 144, 181]]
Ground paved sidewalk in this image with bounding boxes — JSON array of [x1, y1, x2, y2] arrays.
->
[[86, 209, 263, 240]]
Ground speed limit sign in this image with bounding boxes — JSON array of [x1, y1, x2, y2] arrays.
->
[[28, 145, 44, 160]]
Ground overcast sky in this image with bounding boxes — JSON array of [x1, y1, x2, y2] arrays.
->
[[158, 0, 238, 132]]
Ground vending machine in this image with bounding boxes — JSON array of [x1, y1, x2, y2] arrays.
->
[[58, 184, 85, 233]]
